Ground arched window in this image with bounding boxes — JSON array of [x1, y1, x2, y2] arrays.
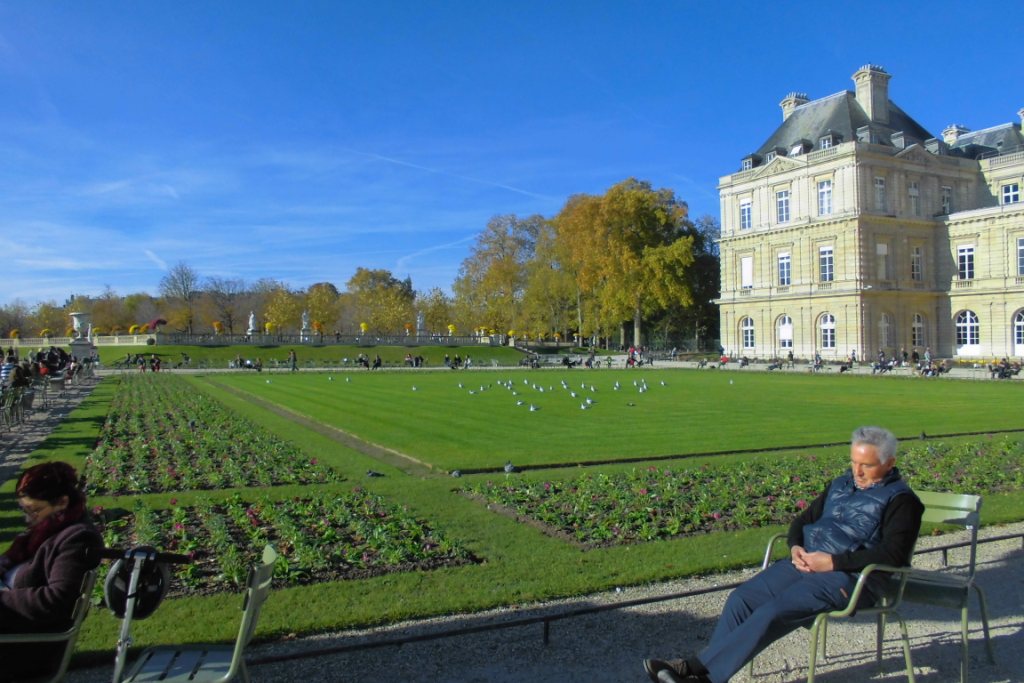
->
[[740, 317, 755, 349], [1014, 311, 1024, 348], [879, 313, 893, 349], [819, 313, 836, 349], [777, 315, 793, 349], [911, 313, 926, 348], [955, 310, 980, 347]]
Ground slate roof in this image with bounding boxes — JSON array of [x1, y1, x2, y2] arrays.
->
[[751, 90, 934, 160], [948, 122, 1024, 159]]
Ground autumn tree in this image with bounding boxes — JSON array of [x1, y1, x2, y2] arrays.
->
[[521, 221, 576, 342], [415, 288, 454, 336], [343, 268, 414, 334], [263, 287, 302, 333], [204, 276, 247, 335], [159, 261, 201, 334], [452, 214, 542, 334], [305, 282, 340, 337], [90, 287, 126, 334], [31, 301, 68, 336]]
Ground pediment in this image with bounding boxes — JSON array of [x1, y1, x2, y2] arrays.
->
[[751, 156, 802, 178], [894, 144, 932, 165]]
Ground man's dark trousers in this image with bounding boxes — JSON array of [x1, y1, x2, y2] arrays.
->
[[698, 559, 859, 683]]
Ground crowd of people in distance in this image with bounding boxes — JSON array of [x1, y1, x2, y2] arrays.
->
[[1, 346, 84, 391], [403, 353, 425, 367], [229, 354, 264, 372], [443, 353, 471, 369], [988, 357, 1021, 379]]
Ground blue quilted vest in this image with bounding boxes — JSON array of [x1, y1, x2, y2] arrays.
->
[[803, 468, 910, 556]]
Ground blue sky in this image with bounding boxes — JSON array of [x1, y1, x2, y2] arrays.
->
[[2, 1, 1020, 306]]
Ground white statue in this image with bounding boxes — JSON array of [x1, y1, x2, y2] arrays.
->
[[247, 311, 256, 335], [301, 310, 310, 330]]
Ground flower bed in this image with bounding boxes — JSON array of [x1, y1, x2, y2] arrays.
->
[[84, 374, 342, 494], [465, 435, 1024, 547], [95, 489, 477, 595]]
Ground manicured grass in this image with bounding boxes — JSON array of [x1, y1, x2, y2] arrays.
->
[[205, 369, 1024, 471], [3, 367, 1023, 666]]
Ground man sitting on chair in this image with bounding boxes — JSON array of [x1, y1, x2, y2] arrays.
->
[[644, 426, 923, 683]]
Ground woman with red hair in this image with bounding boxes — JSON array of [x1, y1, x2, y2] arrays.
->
[[0, 462, 102, 681]]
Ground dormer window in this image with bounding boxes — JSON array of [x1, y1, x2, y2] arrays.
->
[[765, 152, 776, 163], [819, 131, 841, 149], [741, 158, 752, 171], [789, 140, 811, 156]]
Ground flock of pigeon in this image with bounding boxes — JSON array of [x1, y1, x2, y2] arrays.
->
[[446, 376, 669, 412]]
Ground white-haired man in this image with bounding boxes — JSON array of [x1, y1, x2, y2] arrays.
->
[[644, 426, 923, 683]]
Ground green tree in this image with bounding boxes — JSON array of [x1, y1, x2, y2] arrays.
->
[[521, 221, 576, 343], [263, 287, 302, 334], [305, 282, 340, 338], [416, 288, 454, 336]]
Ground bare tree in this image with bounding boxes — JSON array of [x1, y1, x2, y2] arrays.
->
[[159, 261, 201, 334], [204, 276, 247, 335]]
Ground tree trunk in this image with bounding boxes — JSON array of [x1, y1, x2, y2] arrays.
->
[[633, 306, 642, 347]]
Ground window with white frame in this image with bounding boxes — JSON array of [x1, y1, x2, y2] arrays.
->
[[817, 179, 833, 216], [956, 310, 980, 346], [911, 245, 924, 282], [776, 190, 790, 223], [879, 313, 893, 349], [741, 317, 755, 349], [741, 158, 752, 171], [908, 181, 920, 216], [1017, 237, 1024, 276], [941, 186, 952, 214], [912, 313, 925, 347], [819, 135, 833, 150], [1003, 183, 1020, 205], [765, 151, 777, 163], [820, 313, 836, 349], [777, 252, 791, 286], [874, 176, 886, 211], [819, 246, 834, 282], [1014, 311, 1024, 347], [778, 315, 793, 349], [876, 241, 892, 280], [739, 199, 752, 230], [740, 256, 754, 289], [957, 245, 975, 280]]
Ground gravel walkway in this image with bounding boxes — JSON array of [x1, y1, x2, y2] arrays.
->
[[67, 523, 1023, 683]]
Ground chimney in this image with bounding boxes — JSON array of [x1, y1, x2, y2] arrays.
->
[[852, 65, 891, 125], [942, 124, 970, 144], [779, 92, 809, 121]]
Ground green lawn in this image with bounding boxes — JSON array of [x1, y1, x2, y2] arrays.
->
[[205, 369, 1024, 471], [2, 364, 1022, 665]]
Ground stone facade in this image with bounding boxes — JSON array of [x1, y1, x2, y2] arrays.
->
[[717, 66, 1024, 361]]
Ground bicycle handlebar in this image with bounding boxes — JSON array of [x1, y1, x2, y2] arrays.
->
[[92, 546, 194, 565]]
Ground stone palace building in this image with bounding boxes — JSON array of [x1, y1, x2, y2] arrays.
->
[[716, 65, 1024, 361]]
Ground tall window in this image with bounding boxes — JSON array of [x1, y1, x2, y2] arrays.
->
[[941, 186, 952, 214], [911, 245, 924, 281], [778, 315, 793, 349], [739, 200, 752, 230], [740, 256, 754, 289], [819, 136, 833, 150], [956, 310, 980, 346], [957, 245, 975, 280], [741, 317, 755, 349], [778, 252, 791, 286], [817, 179, 833, 216], [741, 158, 753, 171], [1003, 183, 1020, 205], [1015, 311, 1024, 347], [819, 246, 834, 282], [874, 176, 886, 211], [879, 313, 893, 349], [908, 181, 921, 216], [776, 190, 790, 223], [1017, 237, 1024, 276], [876, 241, 891, 280], [820, 313, 836, 349], [911, 313, 925, 347]]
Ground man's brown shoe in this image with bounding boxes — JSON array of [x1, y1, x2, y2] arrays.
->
[[643, 658, 689, 683]]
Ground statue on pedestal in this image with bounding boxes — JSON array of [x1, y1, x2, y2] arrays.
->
[[247, 311, 257, 335]]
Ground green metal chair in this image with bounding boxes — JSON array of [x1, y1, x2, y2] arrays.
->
[[750, 533, 917, 682], [902, 491, 993, 683], [122, 545, 277, 683], [0, 568, 99, 683]]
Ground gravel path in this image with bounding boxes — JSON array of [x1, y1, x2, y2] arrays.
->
[[68, 523, 1023, 682]]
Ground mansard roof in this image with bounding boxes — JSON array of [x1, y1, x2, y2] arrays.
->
[[753, 90, 933, 158], [948, 122, 1024, 159]]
